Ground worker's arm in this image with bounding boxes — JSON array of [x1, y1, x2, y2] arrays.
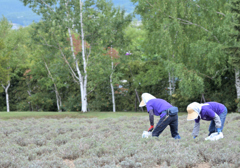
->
[[192, 121, 200, 137], [213, 113, 221, 128], [205, 108, 222, 128], [148, 109, 154, 131]]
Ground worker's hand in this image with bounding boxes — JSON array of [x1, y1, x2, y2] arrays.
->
[[217, 128, 221, 134], [193, 136, 196, 139], [148, 125, 154, 132]]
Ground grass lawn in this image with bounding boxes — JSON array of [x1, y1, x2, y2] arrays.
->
[[0, 111, 187, 120]]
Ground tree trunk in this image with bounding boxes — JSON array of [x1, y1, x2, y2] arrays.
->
[[27, 90, 32, 111], [168, 72, 172, 96], [44, 61, 62, 112], [82, 77, 88, 112], [135, 89, 144, 112], [201, 93, 206, 103], [172, 75, 175, 94], [110, 46, 116, 112], [235, 68, 240, 112], [110, 70, 116, 112], [80, 0, 88, 112], [54, 83, 62, 112], [2, 82, 10, 112]]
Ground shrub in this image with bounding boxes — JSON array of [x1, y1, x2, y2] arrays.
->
[[59, 143, 80, 160], [54, 135, 68, 146], [0, 114, 240, 168]]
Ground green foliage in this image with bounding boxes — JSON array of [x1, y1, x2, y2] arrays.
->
[[226, 0, 240, 68], [0, 39, 9, 84], [0, 17, 11, 84], [0, 1, 239, 112], [133, 0, 231, 99]]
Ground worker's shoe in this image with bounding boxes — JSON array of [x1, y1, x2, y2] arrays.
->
[[174, 135, 181, 139]]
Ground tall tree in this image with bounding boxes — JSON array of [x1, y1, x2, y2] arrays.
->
[[132, 0, 231, 100], [105, 46, 119, 112], [0, 39, 9, 85], [226, 0, 240, 111], [0, 17, 28, 112], [21, 0, 131, 112]]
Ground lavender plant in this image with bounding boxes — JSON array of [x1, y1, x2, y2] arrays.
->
[[0, 113, 239, 167]]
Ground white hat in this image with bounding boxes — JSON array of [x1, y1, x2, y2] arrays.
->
[[187, 102, 209, 120], [139, 93, 156, 107]]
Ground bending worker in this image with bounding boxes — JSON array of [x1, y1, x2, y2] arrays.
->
[[139, 93, 181, 139], [187, 102, 228, 138]]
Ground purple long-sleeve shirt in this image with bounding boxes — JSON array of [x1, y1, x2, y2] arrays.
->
[[146, 99, 173, 118], [195, 102, 225, 123]]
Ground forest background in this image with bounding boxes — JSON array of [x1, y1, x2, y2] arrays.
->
[[1, 0, 240, 113]]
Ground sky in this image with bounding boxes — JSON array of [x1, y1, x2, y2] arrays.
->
[[0, 0, 137, 26]]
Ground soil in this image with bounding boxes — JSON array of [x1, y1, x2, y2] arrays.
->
[[154, 162, 211, 168], [64, 159, 75, 168]]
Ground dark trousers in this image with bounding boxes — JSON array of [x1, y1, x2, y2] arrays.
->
[[152, 114, 179, 138]]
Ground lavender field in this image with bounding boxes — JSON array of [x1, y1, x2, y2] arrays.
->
[[1, 113, 240, 168]]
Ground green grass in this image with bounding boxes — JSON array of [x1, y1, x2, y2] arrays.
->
[[0, 111, 186, 120]]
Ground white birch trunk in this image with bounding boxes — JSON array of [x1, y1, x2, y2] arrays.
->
[[66, 0, 88, 112], [54, 83, 62, 112], [235, 68, 240, 112], [110, 63, 116, 112], [2, 82, 10, 112], [44, 61, 62, 112], [110, 46, 116, 112], [44, 0, 88, 112], [80, 0, 88, 112]]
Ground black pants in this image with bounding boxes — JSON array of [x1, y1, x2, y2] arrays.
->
[[152, 114, 179, 138]]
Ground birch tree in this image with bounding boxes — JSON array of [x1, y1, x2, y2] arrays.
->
[[105, 46, 120, 112], [21, 0, 131, 112], [0, 17, 28, 112]]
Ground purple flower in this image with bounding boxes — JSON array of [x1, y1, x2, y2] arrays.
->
[[125, 51, 131, 55]]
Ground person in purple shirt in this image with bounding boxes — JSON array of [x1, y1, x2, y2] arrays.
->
[[139, 93, 181, 139], [187, 102, 228, 138]]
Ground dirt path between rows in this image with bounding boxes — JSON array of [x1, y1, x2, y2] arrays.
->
[[154, 162, 211, 168], [63, 159, 211, 168], [64, 159, 75, 168]]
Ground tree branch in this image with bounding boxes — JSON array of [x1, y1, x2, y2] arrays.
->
[[58, 48, 80, 83], [193, 67, 229, 80], [40, 0, 54, 12], [143, 0, 221, 43], [168, 16, 220, 43]]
